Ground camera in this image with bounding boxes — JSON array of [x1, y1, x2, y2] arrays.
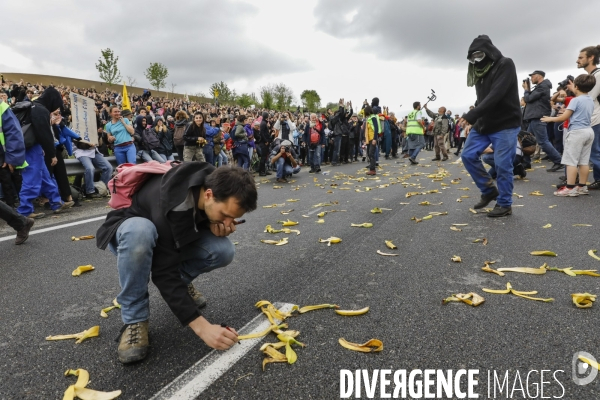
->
[[557, 75, 575, 89]]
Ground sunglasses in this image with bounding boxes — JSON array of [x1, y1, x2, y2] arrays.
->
[[468, 51, 486, 64]]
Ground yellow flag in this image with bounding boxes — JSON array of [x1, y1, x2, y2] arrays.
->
[[122, 82, 131, 111]]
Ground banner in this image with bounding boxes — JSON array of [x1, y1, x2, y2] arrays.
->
[[69, 93, 98, 144], [122, 82, 131, 111]]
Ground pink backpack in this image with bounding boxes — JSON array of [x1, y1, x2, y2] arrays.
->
[[108, 161, 177, 209]]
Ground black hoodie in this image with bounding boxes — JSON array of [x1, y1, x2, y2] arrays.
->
[[259, 111, 271, 144], [463, 35, 522, 134], [96, 162, 216, 326], [31, 87, 64, 158]]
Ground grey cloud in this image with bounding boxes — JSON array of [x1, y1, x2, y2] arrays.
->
[[314, 0, 597, 72], [2, 0, 310, 91]]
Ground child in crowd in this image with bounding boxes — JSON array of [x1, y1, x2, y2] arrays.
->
[[542, 74, 597, 196]]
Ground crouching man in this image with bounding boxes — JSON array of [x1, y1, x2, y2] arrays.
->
[[96, 164, 257, 363], [270, 139, 301, 183]]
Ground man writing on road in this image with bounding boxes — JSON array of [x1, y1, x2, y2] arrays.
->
[[96, 165, 257, 364], [459, 35, 522, 218]]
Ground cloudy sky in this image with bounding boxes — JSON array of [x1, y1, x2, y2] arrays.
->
[[1, 0, 597, 116]]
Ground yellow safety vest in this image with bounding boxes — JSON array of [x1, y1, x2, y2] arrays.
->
[[406, 109, 423, 135]]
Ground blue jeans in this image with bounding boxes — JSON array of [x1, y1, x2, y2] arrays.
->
[[17, 144, 63, 216], [590, 124, 600, 182], [138, 150, 166, 163], [113, 143, 136, 165], [217, 150, 228, 167], [407, 134, 425, 159], [78, 153, 113, 195], [528, 119, 562, 164], [275, 158, 300, 178], [309, 146, 322, 170], [462, 127, 519, 207], [203, 146, 214, 165], [108, 217, 235, 324], [553, 123, 564, 154]]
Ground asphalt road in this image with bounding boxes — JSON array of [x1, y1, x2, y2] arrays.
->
[[2, 154, 600, 400]]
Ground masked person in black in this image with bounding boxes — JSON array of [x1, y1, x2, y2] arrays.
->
[[459, 35, 522, 218]]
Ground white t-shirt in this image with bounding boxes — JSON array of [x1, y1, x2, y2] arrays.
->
[[590, 69, 600, 126]]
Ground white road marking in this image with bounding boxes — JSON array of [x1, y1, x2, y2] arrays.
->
[[150, 302, 295, 400], [0, 216, 106, 242]]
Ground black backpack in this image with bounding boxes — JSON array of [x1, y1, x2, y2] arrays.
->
[[11, 101, 35, 148], [518, 130, 537, 155]]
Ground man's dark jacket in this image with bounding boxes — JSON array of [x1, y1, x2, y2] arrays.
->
[[523, 79, 552, 120], [463, 35, 522, 134], [96, 162, 217, 326]]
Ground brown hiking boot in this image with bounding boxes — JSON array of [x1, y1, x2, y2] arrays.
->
[[117, 321, 149, 364], [27, 212, 46, 219], [15, 218, 35, 245], [54, 201, 75, 214], [188, 283, 207, 308]]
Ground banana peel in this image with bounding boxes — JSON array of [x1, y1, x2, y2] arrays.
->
[[542, 224, 552, 229], [71, 235, 95, 241], [572, 293, 596, 308], [277, 333, 305, 364], [482, 282, 554, 302], [262, 344, 288, 370], [385, 240, 397, 249], [72, 265, 95, 277], [450, 226, 462, 232], [319, 237, 342, 246], [482, 262, 505, 277], [264, 225, 283, 234], [100, 299, 121, 318], [530, 250, 557, 257], [317, 212, 326, 218], [260, 238, 289, 246], [377, 250, 398, 256], [529, 191, 544, 196], [47, 326, 100, 344], [496, 266, 547, 275], [371, 207, 382, 214], [351, 223, 373, 228], [338, 338, 383, 353], [335, 307, 369, 316], [316, 219, 325, 224], [588, 250, 600, 261], [286, 199, 300, 202], [451, 256, 462, 263], [546, 265, 600, 277], [277, 219, 298, 226], [63, 368, 121, 400], [573, 224, 592, 227], [237, 323, 287, 340], [292, 304, 339, 314], [442, 292, 485, 307]]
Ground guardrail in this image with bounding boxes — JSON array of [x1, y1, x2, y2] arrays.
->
[[64, 154, 180, 177]]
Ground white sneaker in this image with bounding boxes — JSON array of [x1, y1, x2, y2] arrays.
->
[[554, 186, 579, 197], [578, 186, 589, 195]]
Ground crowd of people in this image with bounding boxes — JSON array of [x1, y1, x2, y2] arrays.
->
[[1, 41, 599, 243]]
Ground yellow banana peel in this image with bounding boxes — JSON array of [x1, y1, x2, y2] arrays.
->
[[377, 250, 398, 256], [317, 212, 326, 218], [338, 338, 383, 353], [71, 235, 95, 241], [100, 299, 121, 318], [419, 201, 431, 206], [456, 199, 463, 202], [546, 265, 600, 277], [282, 228, 301, 236], [451, 256, 462, 263], [572, 293, 596, 308], [542, 224, 552, 229], [530, 250, 557, 257], [293, 304, 339, 314], [280, 209, 294, 215], [452, 223, 468, 226], [255, 301, 294, 321], [63, 368, 121, 400], [72, 265, 94, 277], [319, 237, 342, 246], [450, 226, 462, 232], [371, 207, 382, 214], [278, 219, 299, 226], [47, 326, 100, 344], [429, 211, 448, 216], [573, 224, 592, 227], [496, 266, 547, 275], [262, 344, 288, 370], [238, 323, 288, 340], [312, 202, 333, 208], [588, 249, 600, 261], [442, 292, 485, 307], [316, 219, 325, 224], [385, 240, 397, 249], [469, 208, 477, 214], [335, 307, 369, 316], [482, 282, 553, 302], [286, 199, 300, 202], [549, 205, 557, 208], [422, 215, 433, 220], [260, 238, 289, 246], [482, 263, 505, 277], [351, 223, 373, 228], [273, 186, 283, 189], [277, 333, 305, 364], [264, 225, 283, 234], [529, 191, 544, 196]]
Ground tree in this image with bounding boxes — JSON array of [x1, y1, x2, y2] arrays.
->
[[273, 83, 294, 111], [209, 81, 237, 104], [95, 48, 122, 86], [126, 76, 137, 87], [300, 89, 321, 111], [237, 93, 254, 108], [144, 62, 169, 91], [260, 85, 275, 109]]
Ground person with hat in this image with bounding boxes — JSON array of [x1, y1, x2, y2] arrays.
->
[[523, 70, 563, 171], [269, 139, 300, 183]]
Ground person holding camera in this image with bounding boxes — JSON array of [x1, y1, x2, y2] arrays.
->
[[105, 106, 136, 165], [270, 139, 300, 183], [273, 112, 296, 141], [523, 70, 563, 172]]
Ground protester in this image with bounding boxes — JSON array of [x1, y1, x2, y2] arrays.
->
[[270, 139, 300, 183], [424, 104, 451, 161], [406, 102, 425, 165], [183, 112, 207, 162], [105, 106, 136, 165], [96, 165, 257, 364], [460, 35, 522, 218]]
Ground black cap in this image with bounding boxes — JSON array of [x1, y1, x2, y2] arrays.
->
[[529, 70, 546, 77]]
